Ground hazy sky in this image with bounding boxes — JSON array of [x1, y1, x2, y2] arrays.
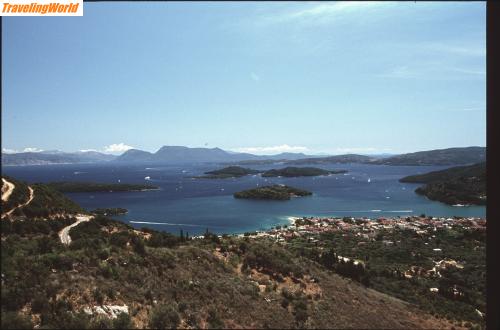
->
[[2, 1, 486, 155]]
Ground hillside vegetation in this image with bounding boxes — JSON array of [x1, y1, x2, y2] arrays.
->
[[373, 147, 485, 166], [2, 176, 31, 213], [400, 163, 486, 205], [2, 177, 84, 219], [1, 179, 481, 329], [1, 217, 457, 329]]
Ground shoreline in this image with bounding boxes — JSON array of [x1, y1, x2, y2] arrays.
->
[[188, 214, 486, 239]]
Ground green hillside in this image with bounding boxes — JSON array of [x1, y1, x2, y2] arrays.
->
[[400, 163, 486, 205], [1, 180, 482, 329]]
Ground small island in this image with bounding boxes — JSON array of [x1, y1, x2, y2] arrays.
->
[[91, 208, 128, 216], [261, 167, 347, 177], [46, 182, 159, 193], [194, 166, 261, 179], [234, 185, 312, 200]]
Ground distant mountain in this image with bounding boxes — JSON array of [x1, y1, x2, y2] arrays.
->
[[2, 151, 116, 166], [285, 154, 374, 165], [114, 146, 311, 164], [115, 149, 155, 162], [266, 152, 309, 160], [399, 162, 486, 205], [371, 147, 485, 166]]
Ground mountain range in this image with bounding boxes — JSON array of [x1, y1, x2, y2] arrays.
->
[[1, 150, 116, 166], [1, 146, 486, 166]]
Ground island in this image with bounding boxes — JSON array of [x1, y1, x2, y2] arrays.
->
[[193, 166, 261, 179], [46, 182, 159, 193], [261, 166, 347, 177], [91, 208, 128, 216], [399, 162, 486, 205], [234, 185, 312, 200]]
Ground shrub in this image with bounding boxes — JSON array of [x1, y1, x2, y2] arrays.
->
[[90, 315, 113, 329], [149, 304, 180, 329], [207, 308, 224, 329], [113, 312, 134, 329], [1, 311, 33, 329], [31, 293, 50, 313]]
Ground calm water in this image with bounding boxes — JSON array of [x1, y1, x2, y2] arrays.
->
[[2, 163, 486, 235]]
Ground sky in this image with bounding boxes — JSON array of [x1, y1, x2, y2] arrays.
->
[[2, 1, 486, 155]]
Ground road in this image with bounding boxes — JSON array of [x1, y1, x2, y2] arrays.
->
[[2, 180, 34, 218], [59, 214, 93, 245], [2, 178, 15, 202]]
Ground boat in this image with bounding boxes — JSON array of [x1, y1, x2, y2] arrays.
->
[[367, 178, 371, 183], [144, 176, 151, 180]]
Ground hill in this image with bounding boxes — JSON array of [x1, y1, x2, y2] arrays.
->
[[286, 154, 374, 165], [0, 179, 475, 329], [234, 185, 312, 200], [372, 147, 485, 166], [2, 151, 116, 166], [115, 146, 261, 164], [399, 163, 486, 205], [261, 167, 347, 177], [115, 146, 314, 164], [2, 176, 84, 219]]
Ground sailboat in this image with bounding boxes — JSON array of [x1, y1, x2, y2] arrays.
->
[[367, 178, 371, 183]]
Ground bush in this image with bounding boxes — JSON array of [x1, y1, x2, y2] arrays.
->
[[113, 312, 134, 329], [207, 308, 224, 329], [149, 304, 180, 329], [31, 293, 50, 313], [1, 311, 33, 329], [90, 315, 112, 329]]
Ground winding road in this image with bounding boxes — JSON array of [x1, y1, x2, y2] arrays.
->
[[2, 178, 34, 218], [59, 214, 93, 245], [2, 178, 15, 202]]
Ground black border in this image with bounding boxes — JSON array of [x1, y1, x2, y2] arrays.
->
[[486, 2, 499, 330]]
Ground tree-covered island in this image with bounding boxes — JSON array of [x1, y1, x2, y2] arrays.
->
[[193, 166, 261, 179], [45, 182, 159, 193], [234, 185, 312, 200]]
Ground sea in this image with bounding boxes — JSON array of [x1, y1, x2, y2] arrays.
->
[[2, 163, 486, 236]]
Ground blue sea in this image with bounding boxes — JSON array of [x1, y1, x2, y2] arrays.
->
[[2, 163, 486, 235]]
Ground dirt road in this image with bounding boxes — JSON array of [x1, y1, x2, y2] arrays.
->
[[2, 178, 15, 202], [2, 182, 34, 218], [59, 214, 93, 245]]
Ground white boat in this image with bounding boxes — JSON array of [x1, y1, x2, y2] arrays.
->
[[144, 176, 151, 180], [367, 178, 371, 183]]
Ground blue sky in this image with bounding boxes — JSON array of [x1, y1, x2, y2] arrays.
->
[[2, 1, 486, 155]]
